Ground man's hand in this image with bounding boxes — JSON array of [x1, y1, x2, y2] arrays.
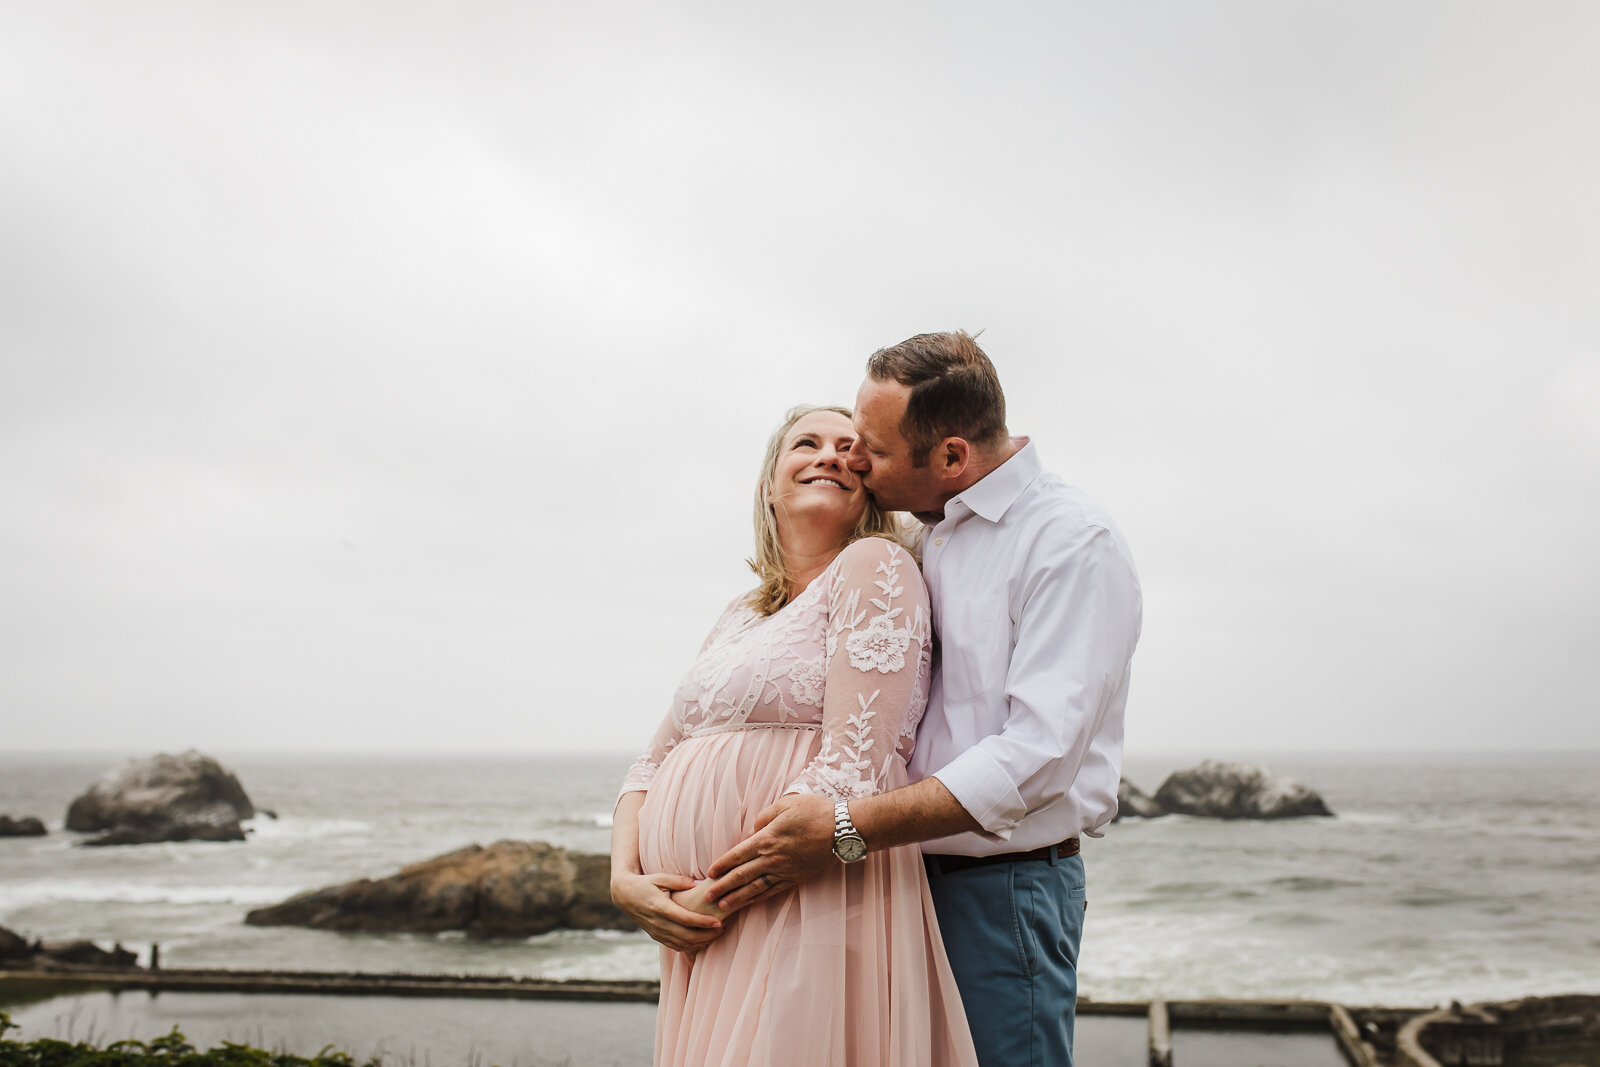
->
[[610, 871, 724, 955], [703, 793, 836, 910]]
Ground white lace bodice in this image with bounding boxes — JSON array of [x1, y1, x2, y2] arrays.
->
[[620, 537, 932, 801]]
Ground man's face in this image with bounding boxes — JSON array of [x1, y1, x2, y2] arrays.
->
[[846, 378, 946, 515]]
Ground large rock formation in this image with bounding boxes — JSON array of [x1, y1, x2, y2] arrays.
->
[[33, 940, 140, 969], [0, 924, 139, 971], [66, 750, 254, 846], [245, 840, 633, 938], [1152, 760, 1334, 819], [0, 924, 28, 961], [0, 815, 47, 836], [1113, 779, 1166, 821]]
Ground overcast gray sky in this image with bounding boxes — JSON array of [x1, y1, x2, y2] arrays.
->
[[2, 2, 1596, 756]]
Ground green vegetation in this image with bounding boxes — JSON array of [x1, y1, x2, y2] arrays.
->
[[0, 1012, 384, 1067]]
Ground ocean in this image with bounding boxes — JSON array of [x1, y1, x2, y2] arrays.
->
[[2, 750, 1598, 1010]]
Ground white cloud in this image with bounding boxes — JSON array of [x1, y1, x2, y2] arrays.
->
[[1, 2, 1596, 754]]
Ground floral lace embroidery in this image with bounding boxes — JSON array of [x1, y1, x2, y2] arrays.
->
[[621, 539, 932, 802], [803, 689, 886, 799], [791, 541, 932, 799], [693, 617, 755, 703], [848, 614, 912, 673], [787, 654, 827, 707], [841, 547, 920, 675]]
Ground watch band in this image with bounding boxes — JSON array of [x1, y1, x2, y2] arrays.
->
[[832, 799, 867, 862]]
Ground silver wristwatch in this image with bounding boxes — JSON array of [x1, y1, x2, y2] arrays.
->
[[832, 800, 867, 863]]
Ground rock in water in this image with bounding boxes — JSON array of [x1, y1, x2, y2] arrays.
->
[[245, 840, 633, 938], [35, 940, 139, 969], [0, 924, 139, 970], [1152, 760, 1334, 819], [0, 815, 47, 836], [65, 750, 254, 845], [1113, 779, 1166, 821], [0, 924, 30, 960]]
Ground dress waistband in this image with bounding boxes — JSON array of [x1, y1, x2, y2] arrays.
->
[[698, 720, 823, 736]]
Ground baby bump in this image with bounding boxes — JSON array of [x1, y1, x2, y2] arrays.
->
[[636, 725, 821, 879]]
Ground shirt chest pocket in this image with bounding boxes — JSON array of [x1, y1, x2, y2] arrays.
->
[[940, 598, 1010, 705]]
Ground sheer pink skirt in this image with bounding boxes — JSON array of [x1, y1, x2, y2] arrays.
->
[[637, 725, 978, 1067]]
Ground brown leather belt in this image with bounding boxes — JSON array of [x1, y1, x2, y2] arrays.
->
[[925, 837, 1080, 875]]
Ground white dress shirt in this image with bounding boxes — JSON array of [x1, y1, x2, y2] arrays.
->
[[908, 441, 1142, 857]]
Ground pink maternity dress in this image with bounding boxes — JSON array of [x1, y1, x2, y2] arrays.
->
[[619, 537, 977, 1067]]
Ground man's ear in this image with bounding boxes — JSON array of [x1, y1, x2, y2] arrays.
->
[[936, 437, 971, 480]]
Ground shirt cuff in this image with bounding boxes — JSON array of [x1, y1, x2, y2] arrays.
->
[[931, 746, 1027, 840]]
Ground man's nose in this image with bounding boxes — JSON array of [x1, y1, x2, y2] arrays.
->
[[845, 442, 870, 472]]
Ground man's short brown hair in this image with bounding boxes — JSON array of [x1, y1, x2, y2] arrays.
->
[[866, 330, 1007, 466]]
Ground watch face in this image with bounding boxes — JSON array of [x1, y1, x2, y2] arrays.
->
[[835, 835, 867, 862]]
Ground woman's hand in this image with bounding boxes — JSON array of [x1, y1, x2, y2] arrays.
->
[[610, 871, 725, 955], [669, 879, 734, 921]]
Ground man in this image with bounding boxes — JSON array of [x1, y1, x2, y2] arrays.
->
[[703, 330, 1142, 1065]]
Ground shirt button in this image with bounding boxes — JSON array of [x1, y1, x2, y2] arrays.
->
[[933, 537, 944, 547]]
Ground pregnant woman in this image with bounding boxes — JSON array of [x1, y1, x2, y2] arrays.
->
[[610, 404, 977, 1067]]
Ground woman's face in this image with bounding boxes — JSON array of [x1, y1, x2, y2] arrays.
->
[[766, 410, 868, 537]]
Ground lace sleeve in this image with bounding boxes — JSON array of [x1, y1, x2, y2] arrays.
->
[[617, 594, 744, 799], [785, 537, 932, 800], [617, 701, 684, 798]]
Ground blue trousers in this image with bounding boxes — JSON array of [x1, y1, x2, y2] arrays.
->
[[925, 851, 1087, 1067]]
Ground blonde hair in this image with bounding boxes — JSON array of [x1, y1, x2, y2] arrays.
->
[[746, 404, 906, 616]]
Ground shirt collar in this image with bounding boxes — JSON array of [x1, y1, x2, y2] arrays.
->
[[946, 438, 1041, 523]]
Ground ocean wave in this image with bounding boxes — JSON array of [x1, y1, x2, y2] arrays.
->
[[1548, 853, 1600, 873], [1393, 888, 1478, 908], [1331, 811, 1402, 825], [243, 816, 373, 841], [541, 812, 614, 830], [516, 936, 658, 981], [1248, 910, 1335, 927], [1141, 880, 1223, 897], [1267, 875, 1363, 892], [0, 879, 298, 913]]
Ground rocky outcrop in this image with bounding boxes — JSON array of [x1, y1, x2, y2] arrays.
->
[[1113, 779, 1166, 821], [0, 815, 47, 836], [245, 840, 633, 938], [35, 940, 140, 968], [1152, 760, 1333, 819], [0, 924, 139, 971], [66, 750, 254, 846], [0, 924, 28, 960]]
